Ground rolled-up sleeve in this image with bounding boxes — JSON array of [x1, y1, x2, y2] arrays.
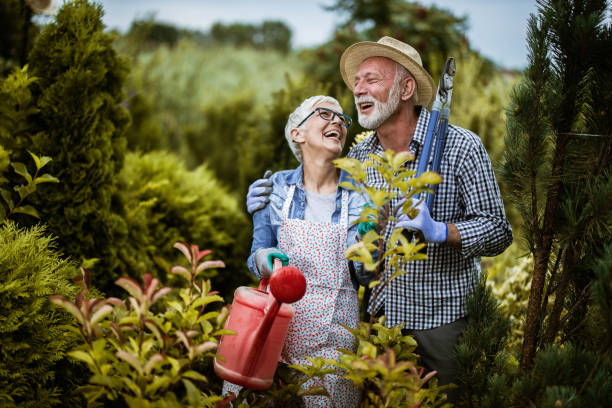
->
[[454, 142, 513, 258], [247, 205, 277, 279]]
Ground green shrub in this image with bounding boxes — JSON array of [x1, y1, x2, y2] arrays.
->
[[231, 317, 449, 408], [50, 243, 228, 407], [118, 151, 251, 298], [26, 0, 130, 294], [0, 221, 81, 407]]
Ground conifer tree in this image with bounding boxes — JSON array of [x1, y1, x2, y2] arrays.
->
[[0, 222, 81, 407], [500, 0, 611, 369], [27, 0, 130, 293], [454, 275, 516, 407]]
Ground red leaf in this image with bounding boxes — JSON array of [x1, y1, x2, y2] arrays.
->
[[196, 249, 212, 262], [173, 242, 192, 263]]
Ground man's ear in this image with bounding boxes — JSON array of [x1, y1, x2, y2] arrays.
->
[[400, 76, 416, 101], [291, 128, 304, 143]]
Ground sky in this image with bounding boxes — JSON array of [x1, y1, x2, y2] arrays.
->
[[96, 0, 539, 70]]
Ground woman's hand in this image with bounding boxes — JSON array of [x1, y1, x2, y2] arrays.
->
[[253, 247, 289, 278]]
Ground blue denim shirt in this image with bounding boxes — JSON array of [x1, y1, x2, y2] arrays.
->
[[247, 165, 371, 288]]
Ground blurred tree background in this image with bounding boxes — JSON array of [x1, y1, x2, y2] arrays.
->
[[1, 0, 610, 406]]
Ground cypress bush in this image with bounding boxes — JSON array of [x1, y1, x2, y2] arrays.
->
[[0, 222, 81, 407], [26, 0, 130, 294], [118, 150, 251, 298]]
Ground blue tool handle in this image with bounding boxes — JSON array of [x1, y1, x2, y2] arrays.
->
[[413, 103, 441, 202], [416, 106, 440, 177], [426, 109, 450, 210]]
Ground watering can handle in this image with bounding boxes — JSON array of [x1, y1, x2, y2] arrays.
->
[[257, 258, 283, 290]]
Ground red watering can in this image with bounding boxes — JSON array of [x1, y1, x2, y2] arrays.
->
[[214, 259, 307, 390]]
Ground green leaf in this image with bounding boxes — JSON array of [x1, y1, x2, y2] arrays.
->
[[10, 162, 31, 183], [368, 280, 382, 288], [28, 151, 52, 170], [391, 151, 414, 171], [183, 379, 203, 405], [338, 181, 360, 192], [90, 304, 114, 326], [34, 173, 59, 184], [182, 370, 208, 382], [419, 171, 442, 185], [144, 375, 172, 395], [0, 188, 14, 209], [28, 151, 41, 170], [12, 205, 39, 218], [116, 350, 143, 376], [169, 266, 191, 282], [68, 350, 97, 369], [49, 295, 85, 324], [143, 353, 166, 375], [115, 277, 144, 301]]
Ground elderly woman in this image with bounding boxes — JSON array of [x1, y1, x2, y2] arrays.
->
[[248, 95, 365, 407]]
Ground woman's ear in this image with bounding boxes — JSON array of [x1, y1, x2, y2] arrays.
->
[[401, 76, 416, 101], [291, 128, 305, 143]]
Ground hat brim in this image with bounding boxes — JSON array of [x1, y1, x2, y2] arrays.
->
[[340, 41, 435, 108]]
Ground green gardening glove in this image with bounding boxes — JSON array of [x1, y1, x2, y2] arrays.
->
[[253, 247, 289, 278], [357, 203, 377, 238]]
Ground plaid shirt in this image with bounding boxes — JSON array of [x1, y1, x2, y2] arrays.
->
[[348, 107, 512, 329]]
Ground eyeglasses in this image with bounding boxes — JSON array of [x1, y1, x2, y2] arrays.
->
[[297, 107, 352, 129]]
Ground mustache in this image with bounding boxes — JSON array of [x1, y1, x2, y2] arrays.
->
[[354, 95, 378, 104]]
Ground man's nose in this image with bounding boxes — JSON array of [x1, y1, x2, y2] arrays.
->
[[354, 78, 366, 96]]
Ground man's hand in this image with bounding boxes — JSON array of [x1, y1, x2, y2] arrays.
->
[[395, 199, 447, 243], [253, 247, 289, 278], [246, 170, 273, 214]]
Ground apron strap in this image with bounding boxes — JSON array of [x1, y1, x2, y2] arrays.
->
[[282, 184, 296, 220], [340, 189, 349, 228]]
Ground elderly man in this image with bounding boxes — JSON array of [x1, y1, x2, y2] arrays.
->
[[247, 36, 513, 401]]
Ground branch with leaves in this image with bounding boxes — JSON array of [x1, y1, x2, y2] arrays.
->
[[334, 150, 441, 328], [49, 243, 229, 407], [0, 150, 58, 220]]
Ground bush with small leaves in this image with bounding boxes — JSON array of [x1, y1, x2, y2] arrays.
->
[[0, 221, 82, 407], [50, 242, 230, 407]]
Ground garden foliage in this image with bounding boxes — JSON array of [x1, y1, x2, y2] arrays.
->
[[501, 0, 612, 368], [118, 151, 251, 299], [0, 221, 81, 408], [334, 149, 442, 319], [26, 0, 130, 293], [50, 243, 229, 407], [230, 317, 450, 408]]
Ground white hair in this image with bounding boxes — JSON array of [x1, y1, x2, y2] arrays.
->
[[284, 95, 342, 163]]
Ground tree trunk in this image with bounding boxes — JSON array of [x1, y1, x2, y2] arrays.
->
[[521, 136, 569, 369], [542, 248, 576, 345]]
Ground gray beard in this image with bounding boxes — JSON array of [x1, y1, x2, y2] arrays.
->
[[356, 80, 402, 130]]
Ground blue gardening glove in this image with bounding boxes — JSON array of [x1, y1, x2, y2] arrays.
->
[[253, 247, 289, 278], [395, 199, 447, 243], [246, 170, 273, 214]]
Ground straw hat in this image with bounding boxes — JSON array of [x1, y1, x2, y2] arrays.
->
[[340, 36, 435, 107]]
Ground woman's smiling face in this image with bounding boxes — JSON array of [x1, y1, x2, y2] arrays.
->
[[293, 102, 348, 162]]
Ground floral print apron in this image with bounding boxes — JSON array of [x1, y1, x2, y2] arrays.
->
[[278, 185, 360, 408]]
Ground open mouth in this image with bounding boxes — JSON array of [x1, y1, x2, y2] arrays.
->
[[323, 129, 341, 139], [358, 101, 375, 114]]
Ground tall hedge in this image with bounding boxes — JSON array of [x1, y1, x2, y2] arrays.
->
[[118, 151, 252, 298], [0, 222, 81, 407], [26, 0, 129, 293]]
